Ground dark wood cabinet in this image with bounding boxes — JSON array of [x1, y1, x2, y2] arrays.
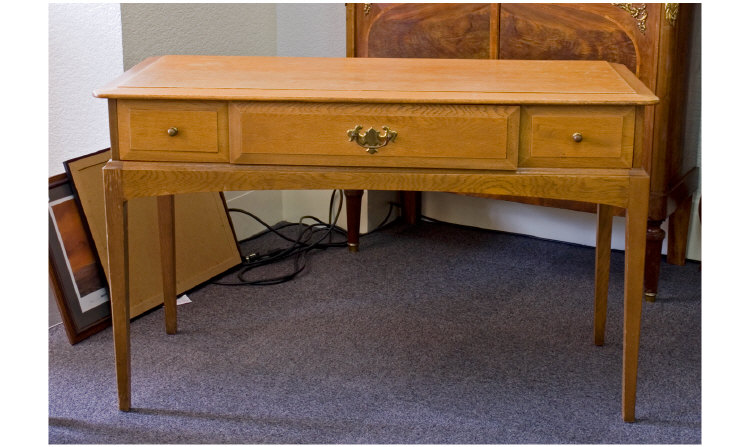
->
[[346, 3, 699, 299]]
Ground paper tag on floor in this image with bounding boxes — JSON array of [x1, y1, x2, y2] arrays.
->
[[176, 294, 192, 306]]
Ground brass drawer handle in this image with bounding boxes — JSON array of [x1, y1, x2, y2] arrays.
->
[[572, 132, 583, 143], [167, 127, 178, 137], [347, 125, 397, 154]]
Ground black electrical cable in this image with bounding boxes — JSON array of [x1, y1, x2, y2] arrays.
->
[[214, 190, 347, 286], [214, 190, 400, 286]]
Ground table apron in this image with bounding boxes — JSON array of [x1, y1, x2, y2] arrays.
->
[[104, 162, 645, 209]]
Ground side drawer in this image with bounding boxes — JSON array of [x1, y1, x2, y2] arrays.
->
[[519, 106, 635, 168], [229, 102, 519, 170], [117, 100, 229, 162]]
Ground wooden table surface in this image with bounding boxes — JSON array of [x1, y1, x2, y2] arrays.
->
[[96, 55, 657, 104]]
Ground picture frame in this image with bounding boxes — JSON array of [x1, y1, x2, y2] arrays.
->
[[64, 149, 242, 318], [49, 173, 111, 344]]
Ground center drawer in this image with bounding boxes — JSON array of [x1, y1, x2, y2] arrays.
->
[[229, 102, 519, 169]]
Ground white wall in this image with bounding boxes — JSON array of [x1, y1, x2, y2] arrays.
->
[[277, 3, 346, 57], [48, 3, 123, 177], [120, 3, 277, 70]]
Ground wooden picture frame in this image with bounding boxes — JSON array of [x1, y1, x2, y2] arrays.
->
[[49, 173, 111, 344], [64, 149, 241, 318]]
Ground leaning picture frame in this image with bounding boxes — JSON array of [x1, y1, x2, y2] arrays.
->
[[64, 148, 242, 319], [49, 173, 111, 344]]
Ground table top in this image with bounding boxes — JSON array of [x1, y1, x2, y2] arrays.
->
[[94, 55, 657, 105]]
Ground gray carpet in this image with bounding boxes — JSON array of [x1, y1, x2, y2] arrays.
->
[[49, 220, 701, 443]]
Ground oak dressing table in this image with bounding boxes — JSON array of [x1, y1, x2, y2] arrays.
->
[[94, 55, 657, 422]]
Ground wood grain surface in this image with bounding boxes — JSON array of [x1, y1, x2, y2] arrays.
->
[[157, 195, 177, 335], [106, 161, 640, 209], [229, 102, 519, 169], [117, 100, 229, 162], [359, 3, 492, 59], [622, 174, 650, 422], [594, 203, 615, 346], [94, 56, 657, 105], [103, 167, 131, 411], [519, 106, 634, 168], [499, 3, 638, 72]]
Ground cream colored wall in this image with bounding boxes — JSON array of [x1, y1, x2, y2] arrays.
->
[[276, 3, 346, 57], [120, 3, 277, 70], [49, 3, 124, 177]]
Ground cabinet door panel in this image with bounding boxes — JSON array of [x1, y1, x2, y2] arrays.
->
[[499, 3, 639, 72], [356, 3, 492, 59]]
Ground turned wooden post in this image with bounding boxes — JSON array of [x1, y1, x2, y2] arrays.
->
[[344, 190, 364, 252], [643, 221, 665, 302]]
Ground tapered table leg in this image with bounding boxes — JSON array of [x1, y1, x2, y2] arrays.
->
[[104, 168, 131, 411], [594, 204, 614, 346], [157, 195, 177, 335], [344, 190, 363, 252], [622, 176, 649, 422]]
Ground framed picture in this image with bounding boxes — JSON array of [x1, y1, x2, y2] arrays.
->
[[64, 149, 241, 318], [49, 173, 111, 344]]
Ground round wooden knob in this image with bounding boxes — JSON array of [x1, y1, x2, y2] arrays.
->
[[167, 127, 178, 137], [572, 132, 583, 143]]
